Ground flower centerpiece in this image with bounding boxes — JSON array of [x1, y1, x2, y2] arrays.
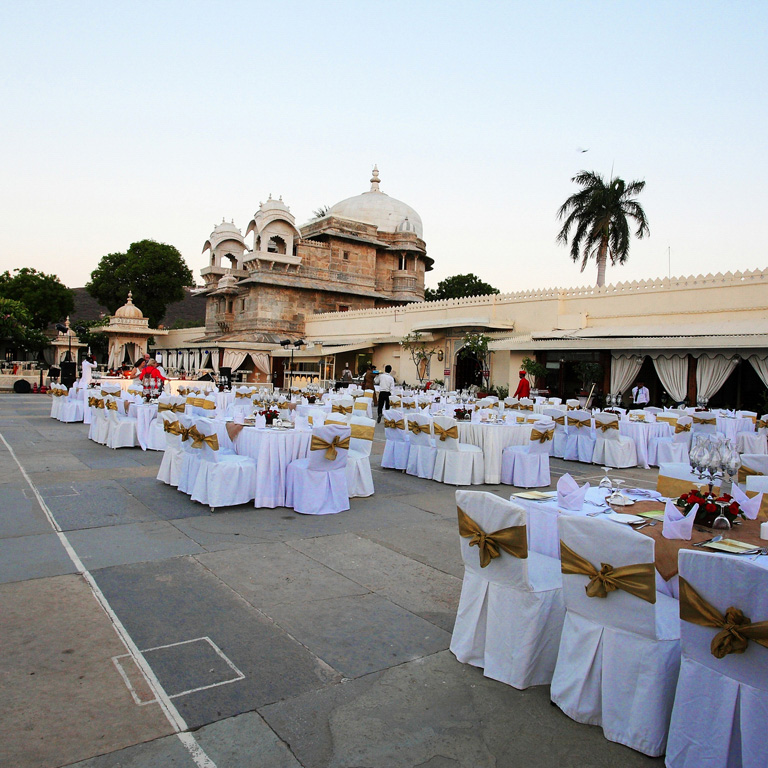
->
[[260, 407, 280, 426], [454, 407, 471, 421], [676, 490, 743, 528]]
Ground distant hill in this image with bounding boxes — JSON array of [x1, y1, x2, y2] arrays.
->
[[69, 287, 207, 329]]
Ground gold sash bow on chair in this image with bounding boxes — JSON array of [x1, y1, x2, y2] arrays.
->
[[560, 541, 656, 603], [693, 416, 717, 426], [332, 404, 353, 415], [409, 422, 430, 436], [235, 391, 251, 399], [457, 506, 527, 567], [87, 396, 96, 407], [401, 402, 416, 409], [675, 422, 692, 434], [553, 415, 566, 426], [530, 428, 554, 443], [567, 404, 578, 411], [384, 418, 405, 430], [597, 421, 619, 432], [567, 418, 587, 429], [106, 400, 119, 412], [433, 423, 459, 441], [350, 423, 375, 441], [519, 404, 534, 411], [757, 419, 767, 430], [201, 399, 216, 411], [310, 434, 350, 460], [94, 398, 105, 409], [187, 426, 219, 450], [679, 577, 768, 659], [162, 419, 185, 437]]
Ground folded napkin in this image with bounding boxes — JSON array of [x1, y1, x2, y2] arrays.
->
[[557, 473, 590, 511], [253, 414, 267, 429], [730, 483, 763, 520], [233, 412, 245, 425], [662, 500, 698, 540]]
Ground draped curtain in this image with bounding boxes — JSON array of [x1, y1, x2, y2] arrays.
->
[[250, 352, 271, 376], [610, 354, 644, 394], [652, 353, 689, 403], [42, 346, 56, 366], [749, 355, 768, 389], [696, 354, 739, 399], [211, 352, 220, 374], [222, 350, 248, 371]]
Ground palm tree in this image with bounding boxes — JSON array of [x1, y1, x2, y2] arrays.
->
[[556, 171, 649, 287]]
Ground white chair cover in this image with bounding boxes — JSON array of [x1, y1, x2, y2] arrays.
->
[[87, 397, 109, 444], [648, 415, 692, 466], [736, 431, 768, 455], [431, 415, 484, 486], [666, 551, 768, 767], [346, 417, 375, 498], [544, 407, 567, 458], [156, 412, 192, 487], [450, 490, 564, 689], [739, 454, 768, 485], [499, 420, 552, 488], [691, 411, 720, 436], [550, 515, 680, 757], [285, 424, 350, 515], [58, 387, 84, 423], [592, 413, 637, 468], [405, 412, 437, 480], [380, 409, 410, 470], [104, 396, 138, 449], [563, 410, 596, 463]]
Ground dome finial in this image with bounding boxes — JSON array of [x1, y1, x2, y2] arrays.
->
[[127, 291, 133, 303], [370, 165, 381, 192]]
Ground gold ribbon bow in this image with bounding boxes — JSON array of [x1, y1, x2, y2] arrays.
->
[[235, 391, 251, 399], [458, 506, 527, 567], [332, 404, 353, 415], [693, 416, 717, 426], [389, 400, 401, 408], [409, 422, 431, 436], [519, 404, 534, 411], [516, 416, 526, 424], [559, 541, 656, 603], [310, 434, 350, 460], [106, 400, 119, 411], [553, 415, 566, 426], [87, 396, 96, 407], [597, 421, 619, 432], [187, 425, 219, 450], [679, 577, 768, 659], [94, 398, 105, 409], [158, 402, 185, 413], [384, 418, 405, 430], [675, 422, 692, 434], [567, 404, 578, 411], [401, 402, 416, 409], [757, 419, 767, 430], [177, 387, 189, 396], [350, 424, 375, 441], [567, 418, 587, 429], [433, 423, 459, 441], [530, 428, 554, 443], [201, 399, 216, 410], [162, 419, 185, 437]]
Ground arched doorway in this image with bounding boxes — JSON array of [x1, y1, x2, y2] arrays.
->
[[455, 350, 482, 390]]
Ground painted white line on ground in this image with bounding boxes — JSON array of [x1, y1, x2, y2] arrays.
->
[[112, 655, 158, 706], [0, 431, 218, 768]]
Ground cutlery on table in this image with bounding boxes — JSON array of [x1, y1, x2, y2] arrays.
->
[[692, 535, 723, 547]]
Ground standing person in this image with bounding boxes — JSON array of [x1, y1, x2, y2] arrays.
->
[[140, 358, 166, 399], [341, 364, 353, 387], [362, 363, 378, 407], [513, 370, 530, 399], [632, 381, 650, 409], [375, 364, 395, 423], [80, 354, 96, 389]]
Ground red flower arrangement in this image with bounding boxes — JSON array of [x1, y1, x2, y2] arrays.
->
[[454, 407, 471, 421], [677, 489, 743, 527], [260, 407, 280, 425]]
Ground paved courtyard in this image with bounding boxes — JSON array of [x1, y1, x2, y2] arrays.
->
[[0, 395, 664, 768]]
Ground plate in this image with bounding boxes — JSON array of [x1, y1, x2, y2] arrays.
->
[[607, 496, 635, 506], [702, 538, 760, 554], [513, 491, 556, 500], [604, 512, 645, 525], [636, 509, 665, 520]]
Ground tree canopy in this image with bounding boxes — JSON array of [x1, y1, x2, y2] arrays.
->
[[425, 273, 500, 301], [0, 297, 49, 351], [0, 267, 74, 329], [556, 170, 649, 286], [86, 240, 194, 327]]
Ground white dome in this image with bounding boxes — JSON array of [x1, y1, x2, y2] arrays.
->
[[114, 292, 143, 319], [328, 167, 423, 239]]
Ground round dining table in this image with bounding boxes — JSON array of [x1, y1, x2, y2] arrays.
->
[[457, 421, 534, 484]]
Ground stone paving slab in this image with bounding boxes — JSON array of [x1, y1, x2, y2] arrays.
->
[[114, 475, 218, 521], [0, 574, 173, 768], [260, 649, 662, 768], [92, 556, 341, 730], [0, 482, 54, 538], [0, 531, 78, 584], [265, 592, 451, 678], [289, 533, 462, 632]]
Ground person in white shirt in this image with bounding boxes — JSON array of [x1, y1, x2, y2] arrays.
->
[[375, 364, 395, 423], [631, 381, 650, 408]]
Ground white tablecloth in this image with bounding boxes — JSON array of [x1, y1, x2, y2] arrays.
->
[[716, 416, 754, 442], [233, 426, 313, 508], [619, 420, 672, 469], [457, 422, 533, 484]]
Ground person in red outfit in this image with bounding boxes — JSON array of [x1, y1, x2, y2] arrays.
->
[[513, 371, 530, 399]]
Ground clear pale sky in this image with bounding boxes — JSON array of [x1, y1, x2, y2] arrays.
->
[[1, 1, 765, 294]]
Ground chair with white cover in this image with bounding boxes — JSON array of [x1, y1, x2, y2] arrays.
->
[[758, 413, 768, 436], [49, 384, 65, 419], [657, 463, 720, 498], [563, 410, 596, 463], [87, 396, 109, 444], [736, 428, 768, 456], [592, 412, 637, 468], [645, 406, 663, 415], [156, 411, 193, 487], [738, 453, 768, 485], [145, 398, 176, 451], [565, 398, 580, 411], [306, 408, 327, 427], [691, 411, 720, 436], [104, 396, 139, 449], [648, 415, 693, 466], [500, 420, 552, 488], [450, 490, 564, 689], [285, 423, 350, 515], [346, 417, 375, 497], [431, 415, 484, 485], [504, 397, 519, 409], [550, 515, 680, 757], [405, 412, 437, 479], [518, 397, 535, 413], [59, 387, 84, 423], [184, 419, 257, 510], [543, 407, 564, 457], [380, 409, 410, 470], [746, 474, 768, 493], [330, 396, 354, 419], [665, 551, 768, 768]]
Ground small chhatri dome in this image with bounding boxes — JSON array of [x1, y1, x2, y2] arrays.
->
[[216, 273, 238, 290], [328, 167, 424, 238], [114, 291, 144, 319]]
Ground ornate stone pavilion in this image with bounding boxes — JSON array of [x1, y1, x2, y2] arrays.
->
[[102, 293, 167, 369]]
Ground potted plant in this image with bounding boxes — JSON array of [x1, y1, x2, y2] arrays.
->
[[520, 356, 548, 389], [574, 361, 603, 407]]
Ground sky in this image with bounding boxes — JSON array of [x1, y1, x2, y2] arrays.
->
[[1, 1, 766, 294]]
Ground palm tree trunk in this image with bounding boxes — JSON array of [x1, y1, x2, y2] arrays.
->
[[596, 237, 609, 287]]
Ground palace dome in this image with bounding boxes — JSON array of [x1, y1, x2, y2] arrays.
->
[[328, 166, 423, 239], [114, 292, 144, 319]]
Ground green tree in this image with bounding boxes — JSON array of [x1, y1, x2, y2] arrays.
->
[[459, 332, 492, 388], [86, 240, 194, 327], [400, 331, 439, 384], [425, 273, 500, 301], [0, 297, 49, 352], [556, 170, 650, 287], [74, 318, 110, 357], [0, 268, 74, 329]]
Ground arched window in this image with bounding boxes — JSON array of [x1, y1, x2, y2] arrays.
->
[[267, 236, 286, 254], [398, 253, 408, 270]]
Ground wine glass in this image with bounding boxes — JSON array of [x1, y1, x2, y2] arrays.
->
[[711, 501, 732, 530], [599, 467, 613, 499], [608, 479, 626, 505]]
